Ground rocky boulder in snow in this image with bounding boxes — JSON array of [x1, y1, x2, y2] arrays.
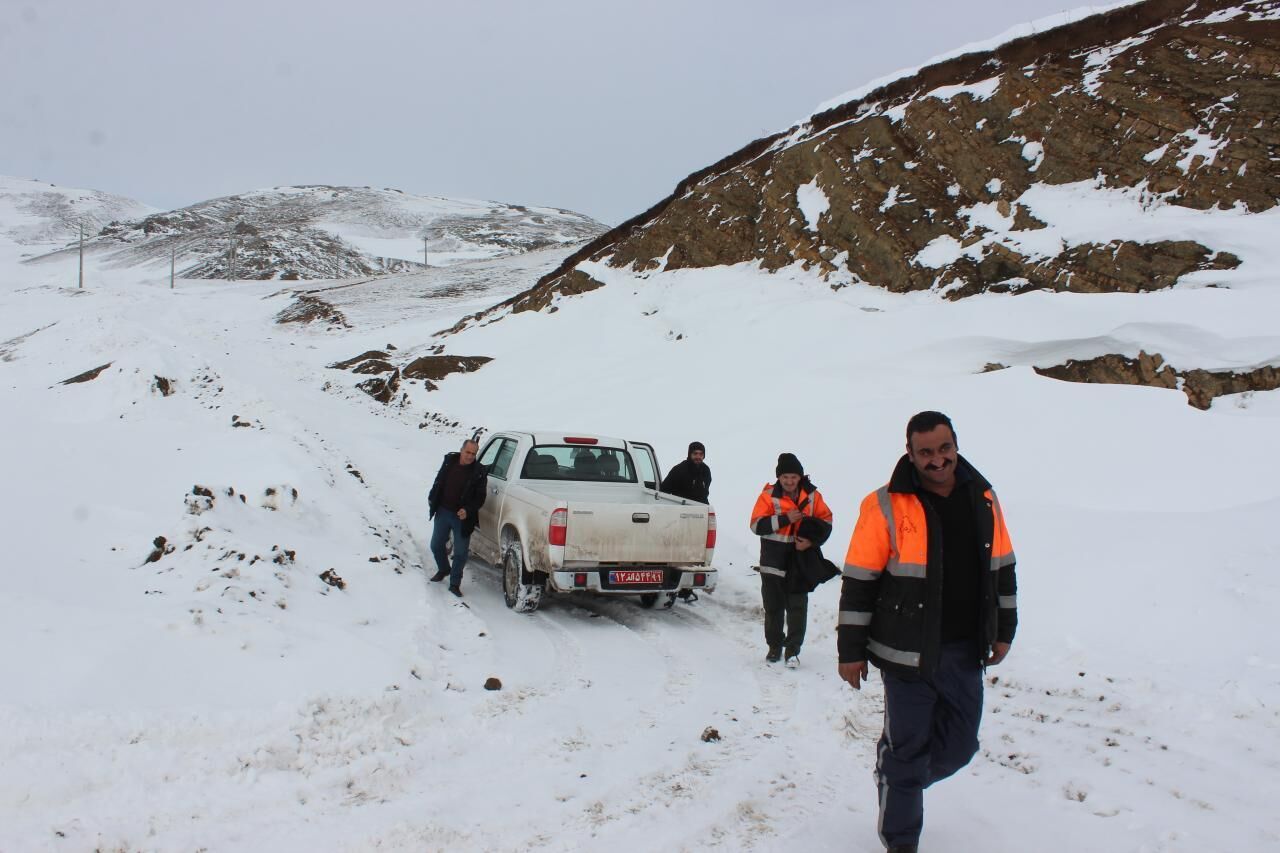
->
[[1033, 351, 1280, 409]]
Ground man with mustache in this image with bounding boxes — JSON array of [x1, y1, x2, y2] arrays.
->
[[837, 412, 1018, 853]]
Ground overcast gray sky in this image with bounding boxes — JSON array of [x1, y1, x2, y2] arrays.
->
[[2, 0, 1085, 225]]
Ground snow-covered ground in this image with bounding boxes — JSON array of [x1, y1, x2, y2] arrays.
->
[[2, 171, 1278, 852]]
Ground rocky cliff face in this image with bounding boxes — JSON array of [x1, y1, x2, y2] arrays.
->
[[508, 0, 1277, 312]]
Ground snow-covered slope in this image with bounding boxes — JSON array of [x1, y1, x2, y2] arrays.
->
[[23, 184, 606, 281], [3, 207, 1279, 851], [3, 3, 1278, 851], [0, 175, 156, 264]]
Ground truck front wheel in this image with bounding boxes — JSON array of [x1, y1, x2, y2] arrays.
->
[[502, 541, 543, 613]]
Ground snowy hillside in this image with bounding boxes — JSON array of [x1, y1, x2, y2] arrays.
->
[[530, 0, 1278, 299], [0, 175, 155, 264], [3, 3, 1279, 852], [3, 225, 1279, 852], [22, 184, 606, 281], [469, 0, 1280, 408]]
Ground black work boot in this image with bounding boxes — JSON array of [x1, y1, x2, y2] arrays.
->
[[765, 647, 782, 663], [430, 569, 449, 582], [448, 585, 463, 598], [887, 844, 918, 853]]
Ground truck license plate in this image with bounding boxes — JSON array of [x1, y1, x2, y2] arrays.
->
[[610, 570, 664, 585]]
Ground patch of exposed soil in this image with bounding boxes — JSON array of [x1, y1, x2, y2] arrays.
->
[[275, 293, 350, 328], [401, 355, 493, 381], [60, 362, 113, 385], [328, 350, 389, 370]]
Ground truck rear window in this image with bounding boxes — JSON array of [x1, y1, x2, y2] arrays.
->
[[521, 445, 638, 482]]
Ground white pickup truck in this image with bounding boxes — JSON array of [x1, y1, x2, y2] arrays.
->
[[467, 431, 717, 612]]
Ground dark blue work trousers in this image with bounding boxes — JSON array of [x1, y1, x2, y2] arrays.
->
[[875, 641, 984, 849], [430, 511, 471, 587]]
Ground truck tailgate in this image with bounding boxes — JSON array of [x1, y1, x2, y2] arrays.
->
[[563, 497, 709, 564]]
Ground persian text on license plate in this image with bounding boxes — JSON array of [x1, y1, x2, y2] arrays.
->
[[610, 570, 664, 585]]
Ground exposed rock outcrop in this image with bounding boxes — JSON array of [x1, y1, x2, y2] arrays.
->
[[401, 355, 493, 381], [1034, 351, 1280, 409], [331, 349, 492, 404], [59, 362, 113, 385], [275, 293, 350, 328]]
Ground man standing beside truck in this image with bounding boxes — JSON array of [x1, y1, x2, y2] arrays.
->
[[750, 452, 833, 665], [660, 441, 712, 504], [428, 438, 489, 597], [660, 441, 713, 604]]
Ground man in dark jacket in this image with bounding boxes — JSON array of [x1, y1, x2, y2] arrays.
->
[[836, 412, 1018, 853], [427, 438, 488, 597], [660, 441, 712, 504]]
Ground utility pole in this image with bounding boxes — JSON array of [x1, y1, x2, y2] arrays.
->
[[423, 235, 429, 268], [78, 221, 85, 289], [170, 243, 176, 289]]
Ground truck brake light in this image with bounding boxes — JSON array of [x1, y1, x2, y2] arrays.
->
[[563, 437, 598, 444], [549, 508, 568, 546], [706, 511, 717, 548]]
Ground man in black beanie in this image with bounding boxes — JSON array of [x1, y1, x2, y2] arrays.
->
[[749, 452, 833, 665], [660, 441, 712, 505]]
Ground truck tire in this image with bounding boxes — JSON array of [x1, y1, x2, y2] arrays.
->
[[637, 593, 659, 609], [502, 540, 543, 613]]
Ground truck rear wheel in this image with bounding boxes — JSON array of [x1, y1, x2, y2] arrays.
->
[[502, 540, 543, 613]]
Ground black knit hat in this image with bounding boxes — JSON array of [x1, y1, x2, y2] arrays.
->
[[776, 452, 804, 477], [688, 441, 705, 457], [797, 516, 831, 547]]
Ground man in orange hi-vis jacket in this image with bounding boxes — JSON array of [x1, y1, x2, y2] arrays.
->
[[750, 452, 833, 667], [837, 412, 1017, 853]]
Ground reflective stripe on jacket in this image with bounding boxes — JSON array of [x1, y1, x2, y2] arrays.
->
[[750, 480, 833, 576], [837, 454, 1017, 676]]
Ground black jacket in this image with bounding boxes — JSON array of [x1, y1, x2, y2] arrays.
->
[[786, 542, 840, 594], [660, 459, 712, 504], [427, 452, 489, 536], [837, 454, 1018, 677]]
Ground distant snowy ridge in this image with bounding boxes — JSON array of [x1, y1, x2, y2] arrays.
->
[[21, 184, 606, 281], [0, 176, 155, 256]]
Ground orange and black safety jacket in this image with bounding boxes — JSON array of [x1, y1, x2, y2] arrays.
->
[[750, 479, 834, 577], [837, 454, 1017, 676]]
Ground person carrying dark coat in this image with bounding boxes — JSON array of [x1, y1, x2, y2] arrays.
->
[[749, 452, 833, 666], [787, 516, 840, 595], [660, 441, 712, 504], [427, 438, 488, 597]]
